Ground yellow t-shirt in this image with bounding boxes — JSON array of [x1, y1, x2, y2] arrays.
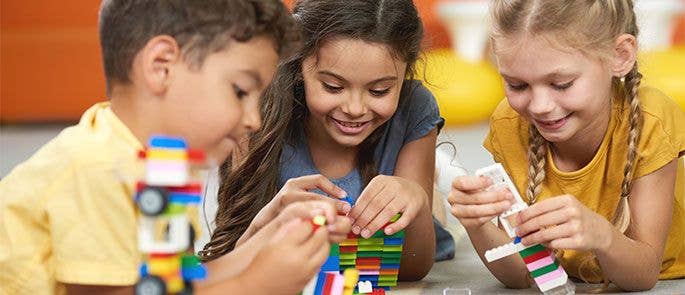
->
[[484, 87, 685, 282], [0, 102, 143, 294]]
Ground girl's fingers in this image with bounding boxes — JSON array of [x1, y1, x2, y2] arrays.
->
[[452, 175, 492, 191], [348, 180, 385, 221], [383, 207, 416, 235], [350, 193, 392, 235], [515, 209, 569, 237], [521, 223, 574, 246], [282, 192, 351, 215], [287, 174, 347, 199], [451, 200, 512, 218], [517, 196, 570, 224], [360, 199, 403, 238]]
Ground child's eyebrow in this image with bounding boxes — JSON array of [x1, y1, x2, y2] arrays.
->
[[318, 70, 398, 86], [240, 69, 264, 88]]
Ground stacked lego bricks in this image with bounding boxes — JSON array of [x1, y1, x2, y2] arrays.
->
[[339, 213, 404, 291], [515, 238, 569, 293]]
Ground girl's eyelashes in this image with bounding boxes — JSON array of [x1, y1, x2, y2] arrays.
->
[[369, 88, 391, 97], [322, 82, 343, 93], [506, 82, 528, 91], [233, 84, 248, 99], [552, 80, 574, 91]]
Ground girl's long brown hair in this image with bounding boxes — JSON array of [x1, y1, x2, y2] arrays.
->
[[200, 0, 424, 261], [491, 0, 643, 284]]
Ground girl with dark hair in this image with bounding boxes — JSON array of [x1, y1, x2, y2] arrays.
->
[[202, 0, 455, 280]]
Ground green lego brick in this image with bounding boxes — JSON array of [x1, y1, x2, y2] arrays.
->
[[382, 258, 401, 264], [340, 253, 357, 260], [162, 203, 186, 216], [357, 251, 383, 257], [530, 261, 559, 278], [383, 245, 402, 252], [358, 238, 384, 245], [330, 244, 340, 256], [181, 255, 201, 267], [518, 244, 546, 258], [381, 252, 402, 259], [358, 245, 383, 252]]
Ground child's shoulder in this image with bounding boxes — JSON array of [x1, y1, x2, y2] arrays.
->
[[489, 98, 525, 127], [638, 86, 683, 119]]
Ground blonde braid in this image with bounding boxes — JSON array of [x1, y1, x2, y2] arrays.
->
[[612, 64, 643, 233], [526, 125, 548, 204]]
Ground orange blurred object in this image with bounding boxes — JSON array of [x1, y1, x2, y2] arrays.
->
[[1, 0, 105, 123], [674, 13, 685, 45]]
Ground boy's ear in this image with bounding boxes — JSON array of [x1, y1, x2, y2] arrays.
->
[[140, 36, 181, 95], [612, 34, 638, 77]]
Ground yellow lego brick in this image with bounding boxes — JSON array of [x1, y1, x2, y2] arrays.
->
[[343, 268, 359, 288], [148, 149, 188, 161], [148, 256, 181, 275], [340, 239, 358, 246], [312, 215, 326, 226], [166, 276, 184, 293]]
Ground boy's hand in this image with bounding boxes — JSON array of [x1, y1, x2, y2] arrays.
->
[[243, 219, 330, 294], [348, 175, 426, 239], [275, 201, 352, 243], [447, 175, 514, 230], [515, 194, 613, 251]]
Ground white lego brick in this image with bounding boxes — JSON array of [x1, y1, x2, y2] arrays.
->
[[537, 272, 569, 292], [357, 281, 373, 294], [484, 241, 534, 262], [302, 273, 318, 295], [138, 215, 191, 253], [475, 163, 526, 205], [146, 168, 188, 186]]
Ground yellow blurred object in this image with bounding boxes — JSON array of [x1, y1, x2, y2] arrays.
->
[[149, 255, 181, 275], [640, 47, 685, 111], [417, 49, 504, 126]]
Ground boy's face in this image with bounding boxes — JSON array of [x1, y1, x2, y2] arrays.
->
[[163, 37, 278, 164]]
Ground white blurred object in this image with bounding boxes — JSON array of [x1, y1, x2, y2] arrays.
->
[[436, 1, 490, 63], [435, 143, 468, 241], [634, 0, 685, 50]]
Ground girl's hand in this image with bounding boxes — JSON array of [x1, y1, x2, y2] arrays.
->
[[243, 218, 330, 294], [275, 201, 352, 243], [251, 175, 351, 235], [348, 175, 426, 239], [447, 175, 515, 230], [515, 194, 613, 251]]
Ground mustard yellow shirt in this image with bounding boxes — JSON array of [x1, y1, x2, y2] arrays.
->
[[0, 102, 143, 294], [484, 87, 685, 282]]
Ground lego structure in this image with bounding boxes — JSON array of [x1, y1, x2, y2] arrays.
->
[[134, 136, 207, 295]]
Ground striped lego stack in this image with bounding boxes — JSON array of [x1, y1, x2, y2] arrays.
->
[[515, 238, 571, 293], [339, 213, 404, 291], [302, 263, 359, 295], [142, 136, 190, 186]]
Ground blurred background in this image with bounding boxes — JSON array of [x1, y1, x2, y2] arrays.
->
[[2, 0, 684, 177]]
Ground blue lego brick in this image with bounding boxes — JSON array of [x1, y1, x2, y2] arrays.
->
[[139, 263, 148, 277], [384, 238, 403, 245], [169, 192, 202, 204], [344, 196, 354, 205], [182, 265, 207, 280], [358, 275, 379, 281], [313, 271, 327, 295], [381, 263, 400, 269], [514, 236, 521, 244], [149, 136, 187, 149], [320, 255, 340, 272]]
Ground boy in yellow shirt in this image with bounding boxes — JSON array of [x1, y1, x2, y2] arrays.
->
[[0, 0, 350, 294]]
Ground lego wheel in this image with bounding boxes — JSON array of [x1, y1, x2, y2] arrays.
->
[[138, 187, 168, 216], [135, 275, 166, 295]]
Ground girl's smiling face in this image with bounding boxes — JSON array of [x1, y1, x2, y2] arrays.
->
[[494, 35, 615, 145], [302, 38, 407, 148]]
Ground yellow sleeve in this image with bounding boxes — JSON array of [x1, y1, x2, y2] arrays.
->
[[635, 88, 685, 178], [47, 162, 139, 286]]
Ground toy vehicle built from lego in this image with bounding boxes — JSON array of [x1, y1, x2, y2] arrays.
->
[[134, 136, 207, 295]]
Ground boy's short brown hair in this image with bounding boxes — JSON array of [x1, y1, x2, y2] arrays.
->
[[99, 0, 299, 93]]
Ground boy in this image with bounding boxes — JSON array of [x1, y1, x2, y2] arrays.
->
[[0, 0, 344, 294]]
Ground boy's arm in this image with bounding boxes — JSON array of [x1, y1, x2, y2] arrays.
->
[[393, 129, 438, 280], [594, 159, 677, 291]]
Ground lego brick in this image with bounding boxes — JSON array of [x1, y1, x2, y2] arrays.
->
[[381, 252, 402, 259], [521, 248, 552, 264], [357, 281, 373, 293], [314, 272, 327, 295], [484, 241, 528, 262], [358, 238, 384, 245], [330, 244, 340, 256], [525, 256, 555, 272], [381, 245, 402, 252], [358, 270, 380, 275], [536, 270, 569, 292], [182, 265, 207, 280], [380, 263, 400, 269], [330, 273, 344, 295], [381, 258, 401, 265], [181, 255, 200, 267], [518, 244, 546, 258], [323, 272, 335, 295], [358, 245, 383, 252], [169, 192, 202, 204], [149, 136, 187, 149], [147, 149, 188, 161], [302, 273, 318, 295], [340, 246, 357, 253], [383, 238, 403, 245], [379, 269, 399, 275], [357, 251, 382, 257], [390, 214, 401, 222], [321, 255, 340, 272], [530, 261, 559, 278]]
